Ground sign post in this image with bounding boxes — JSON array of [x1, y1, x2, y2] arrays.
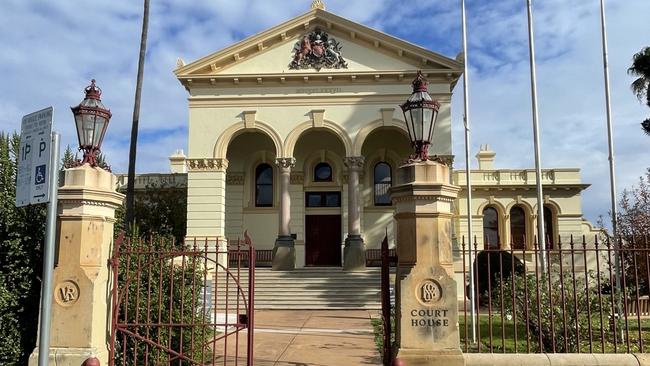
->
[[16, 107, 55, 207], [16, 107, 60, 366]]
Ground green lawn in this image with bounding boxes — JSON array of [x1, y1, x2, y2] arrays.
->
[[459, 314, 650, 353], [371, 313, 650, 354]]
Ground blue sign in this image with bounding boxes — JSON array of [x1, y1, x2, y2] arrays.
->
[[35, 164, 46, 185]]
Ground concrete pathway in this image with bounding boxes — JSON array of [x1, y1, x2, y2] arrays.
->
[[250, 310, 382, 366]]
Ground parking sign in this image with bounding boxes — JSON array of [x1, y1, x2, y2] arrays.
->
[[16, 107, 53, 207]]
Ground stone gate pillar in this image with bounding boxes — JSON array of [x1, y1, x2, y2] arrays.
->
[[29, 165, 124, 366], [390, 161, 463, 366]]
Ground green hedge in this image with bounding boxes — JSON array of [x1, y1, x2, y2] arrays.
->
[[0, 132, 46, 365]]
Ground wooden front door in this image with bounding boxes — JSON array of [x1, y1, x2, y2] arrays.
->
[[305, 215, 341, 266]]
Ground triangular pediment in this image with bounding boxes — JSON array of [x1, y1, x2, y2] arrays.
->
[[175, 8, 463, 80]]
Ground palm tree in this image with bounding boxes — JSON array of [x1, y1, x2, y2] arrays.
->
[[628, 46, 650, 135], [125, 0, 150, 228]]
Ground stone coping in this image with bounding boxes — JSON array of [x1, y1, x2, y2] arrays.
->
[[464, 353, 650, 366]]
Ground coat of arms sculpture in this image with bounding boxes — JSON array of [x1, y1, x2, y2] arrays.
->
[[289, 28, 348, 71]]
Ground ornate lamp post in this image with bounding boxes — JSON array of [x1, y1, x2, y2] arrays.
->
[[391, 71, 463, 365], [400, 71, 441, 161], [71, 79, 112, 167]]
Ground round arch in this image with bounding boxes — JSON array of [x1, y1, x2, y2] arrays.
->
[[353, 119, 409, 156], [214, 121, 283, 159], [284, 120, 353, 157], [240, 151, 281, 208], [505, 200, 535, 249], [505, 199, 535, 216], [533, 199, 563, 216], [301, 149, 345, 186], [476, 200, 507, 217]]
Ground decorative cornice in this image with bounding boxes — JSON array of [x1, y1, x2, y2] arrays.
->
[[60, 199, 121, 208], [344, 156, 365, 171], [275, 157, 296, 170], [226, 173, 244, 185], [180, 72, 458, 90], [392, 195, 456, 204], [186, 158, 229, 172], [290, 172, 304, 184]]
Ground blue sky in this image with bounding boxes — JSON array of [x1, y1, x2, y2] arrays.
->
[[0, 0, 648, 224]]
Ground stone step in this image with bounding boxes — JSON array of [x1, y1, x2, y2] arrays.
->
[[217, 303, 381, 311], [211, 267, 387, 309]]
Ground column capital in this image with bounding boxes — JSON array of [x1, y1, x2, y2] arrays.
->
[[275, 157, 296, 171], [344, 156, 365, 171]]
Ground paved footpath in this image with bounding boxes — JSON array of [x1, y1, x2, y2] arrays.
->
[[250, 310, 382, 366]]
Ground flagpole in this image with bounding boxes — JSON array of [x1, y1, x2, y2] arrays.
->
[[460, 0, 477, 344], [598, 0, 623, 340], [525, 0, 547, 270]]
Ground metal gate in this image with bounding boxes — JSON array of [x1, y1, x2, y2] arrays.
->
[[380, 234, 397, 366], [109, 232, 255, 365]]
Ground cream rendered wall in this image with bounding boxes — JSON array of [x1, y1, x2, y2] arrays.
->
[[453, 167, 599, 248], [187, 84, 452, 158], [289, 184, 305, 267], [243, 211, 278, 250], [363, 209, 395, 249], [225, 184, 244, 240], [186, 171, 226, 238]]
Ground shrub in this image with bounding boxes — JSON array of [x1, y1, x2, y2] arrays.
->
[[113, 232, 214, 364], [467, 250, 525, 305], [0, 132, 46, 365], [494, 271, 612, 353]]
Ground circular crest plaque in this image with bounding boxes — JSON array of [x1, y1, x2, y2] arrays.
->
[[417, 279, 442, 306], [54, 280, 80, 307]]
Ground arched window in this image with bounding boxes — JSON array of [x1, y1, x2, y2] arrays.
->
[[374, 162, 392, 206], [510, 206, 527, 249], [255, 163, 273, 207], [314, 162, 332, 182], [482, 207, 499, 249], [544, 206, 554, 249]]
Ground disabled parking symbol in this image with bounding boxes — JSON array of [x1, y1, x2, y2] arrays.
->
[[35, 165, 46, 185]]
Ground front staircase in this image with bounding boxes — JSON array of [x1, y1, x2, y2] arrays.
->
[[213, 267, 383, 310]]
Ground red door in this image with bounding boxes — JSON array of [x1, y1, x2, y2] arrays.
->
[[305, 215, 341, 266]]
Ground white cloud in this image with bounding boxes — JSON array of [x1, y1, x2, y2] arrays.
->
[[0, 0, 647, 224]]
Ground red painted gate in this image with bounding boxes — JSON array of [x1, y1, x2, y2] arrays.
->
[[380, 234, 397, 366], [109, 232, 255, 365]]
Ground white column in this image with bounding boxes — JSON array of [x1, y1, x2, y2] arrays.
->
[[344, 156, 365, 271], [276, 157, 294, 236], [273, 157, 296, 270]]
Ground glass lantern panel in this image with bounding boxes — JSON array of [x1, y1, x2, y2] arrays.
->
[[93, 117, 107, 146], [402, 108, 414, 143], [427, 109, 438, 142], [422, 108, 433, 142], [410, 108, 423, 141], [82, 114, 97, 146], [74, 114, 84, 146]]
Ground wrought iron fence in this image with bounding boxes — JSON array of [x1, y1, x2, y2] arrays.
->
[[456, 235, 650, 354]]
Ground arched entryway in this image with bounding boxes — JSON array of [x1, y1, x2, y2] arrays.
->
[[225, 131, 279, 250], [294, 129, 347, 266], [360, 127, 410, 251]]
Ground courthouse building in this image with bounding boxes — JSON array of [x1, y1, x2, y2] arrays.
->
[[169, 1, 600, 272]]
